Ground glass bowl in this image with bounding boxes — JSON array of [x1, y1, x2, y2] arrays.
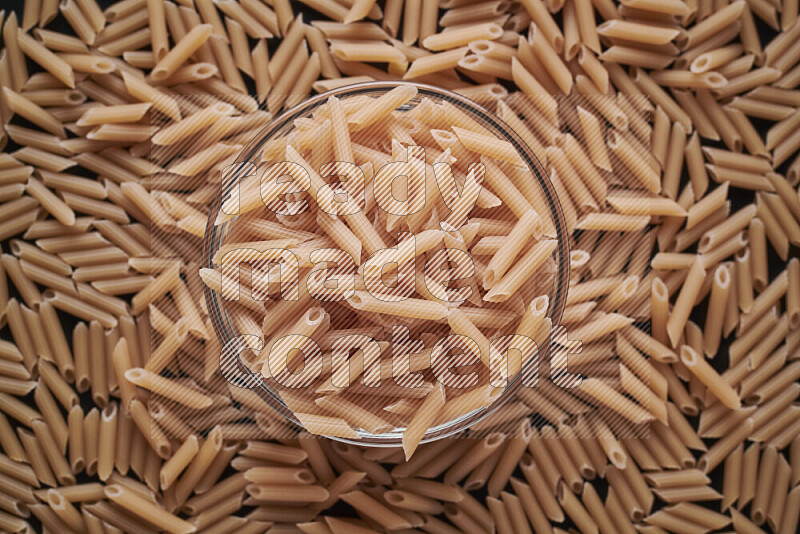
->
[[203, 81, 570, 446]]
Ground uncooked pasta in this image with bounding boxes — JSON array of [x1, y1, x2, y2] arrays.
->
[[0, 1, 798, 533]]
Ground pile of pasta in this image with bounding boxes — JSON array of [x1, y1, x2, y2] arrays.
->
[[0, 0, 800, 532]]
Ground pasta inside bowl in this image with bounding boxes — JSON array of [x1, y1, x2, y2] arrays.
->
[[202, 81, 569, 454]]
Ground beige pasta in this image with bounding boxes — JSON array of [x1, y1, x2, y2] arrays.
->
[[422, 23, 504, 51], [0, 2, 796, 533], [704, 264, 732, 357], [3, 87, 64, 137], [403, 382, 445, 460], [17, 31, 75, 88], [681, 346, 741, 410], [151, 24, 214, 81], [666, 258, 706, 346], [105, 484, 195, 534]]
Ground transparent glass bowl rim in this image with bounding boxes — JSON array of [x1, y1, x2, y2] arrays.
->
[[202, 81, 571, 446]]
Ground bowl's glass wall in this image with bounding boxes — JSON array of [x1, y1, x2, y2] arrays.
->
[[203, 82, 570, 445]]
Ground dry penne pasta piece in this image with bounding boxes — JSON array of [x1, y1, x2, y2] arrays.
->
[[645, 469, 710, 489], [681, 346, 741, 410], [650, 69, 728, 90], [347, 84, 417, 131], [315, 395, 393, 434], [666, 259, 706, 347], [17, 31, 76, 88], [55, 53, 115, 74], [96, 402, 118, 481], [24, 177, 75, 227], [30, 419, 73, 485], [239, 440, 307, 465], [704, 264, 732, 357], [484, 239, 557, 302], [576, 213, 650, 232], [728, 96, 794, 121], [152, 102, 235, 146], [607, 194, 686, 217], [125, 368, 213, 409], [679, 0, 746, 50], [781, 486, 800, 534], [601, 45, 675, 70], [619, 0, 689, 15], [105, 484, 195, 534], [151, 24, 213, 81], [452, 126, 525, 167], [331, 40, 406, 65], [606, 130, 660, 193], [347, 291, 448, 320], [340, 490, 413, 530], [483, 210, 542, 286], [3, 87, 65, 137], [576, 106, 612, 171], [76, 103, 151, 126], [422, 23, 504, 51], [247, 483, 329, 503], [403, 382, 445, 460], [458, 53, 512, 80], [120, 71, 181, 120], [597, 19, 680, 45], [444, 432, 506, 485], [59, 0, 98, 45], [579, 377, 654, 424], [130, 262, 180, 314], [216, 0, 274, 38]]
